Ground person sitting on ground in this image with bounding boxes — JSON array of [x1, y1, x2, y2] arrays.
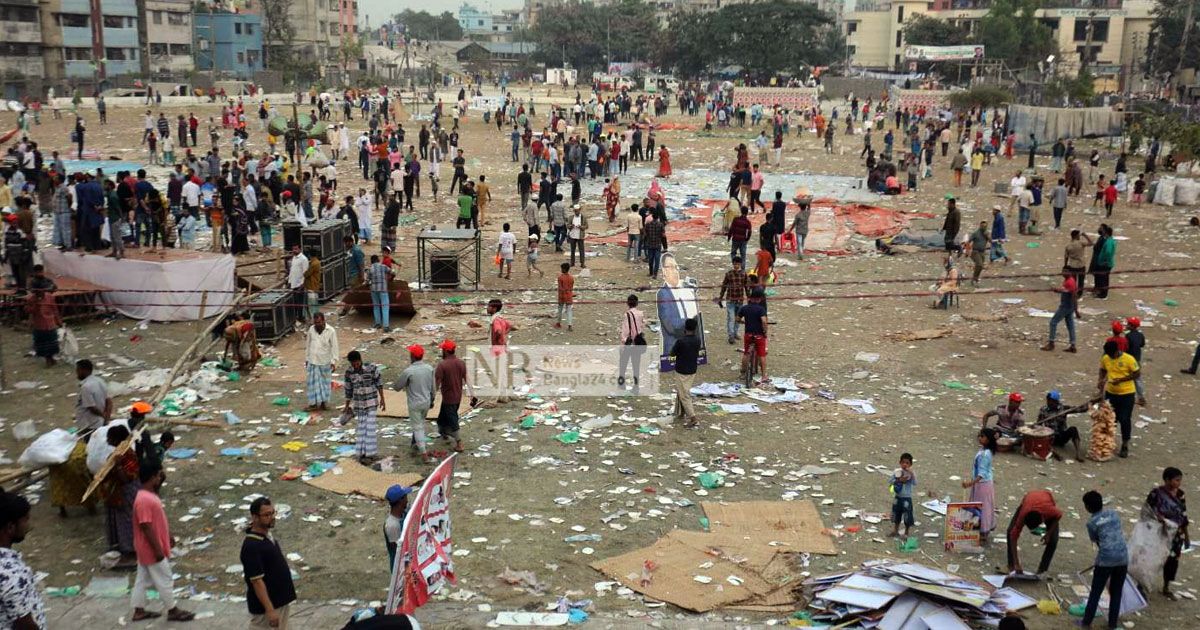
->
[[932, 255, 959, 308], [1036, 390, 1088, 461], [982, 392, 1025, 439]]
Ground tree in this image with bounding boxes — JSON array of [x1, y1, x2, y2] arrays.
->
[[338, 34, 363, 75], [1147, 0, 1200, 80], [260, 0, 296, 73], [394, 10, 462, 42], [974, 0, 1055, 71], [902, 15, 967, 46], [654, 12, 716, 77], [525, 0, 659, 72], [947, 85, 1012, 110]]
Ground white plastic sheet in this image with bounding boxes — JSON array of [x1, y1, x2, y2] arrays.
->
[[18, 429, 78, 467], [1128, 518, 1176, 592], [42, 249, 235, 321]]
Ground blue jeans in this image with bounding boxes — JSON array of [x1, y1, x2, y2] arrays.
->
[[626, 234, 639, 261], [892, 497, 914, 527], [730, 240, 747, 264], [645, 247, 662, 277], [1048, 306, 1076, 345], [725, 302, 740, 339], [135, 213, 153, 245], [52, 213, 73, 248], [553, 225, 567, 250], [371, 290, 390, 328]]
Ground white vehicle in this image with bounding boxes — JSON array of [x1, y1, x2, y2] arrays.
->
[[644, 75, 680, 93]]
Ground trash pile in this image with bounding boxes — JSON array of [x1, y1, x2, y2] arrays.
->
[[590, 500, 837, 613], [802, 560, 1037, 627]]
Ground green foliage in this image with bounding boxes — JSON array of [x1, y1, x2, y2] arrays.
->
[[525, 0, 659, 71], [1044, 70, 1096, 105], [394, 10, 463, 42], [903, 15, 967, 46], [975, 0, 1055, 71], [1126, 110, 1200, 160], [947, 85, 1012, 110]]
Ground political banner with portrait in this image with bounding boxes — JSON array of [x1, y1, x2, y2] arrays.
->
[[944, 501, 983, 552], [656, 251, 707, 372], [386, 454, 457, 614]]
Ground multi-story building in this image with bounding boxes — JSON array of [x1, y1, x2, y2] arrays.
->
[[40, 0, 141, 82], [844, 0, 1153, 86], [0, 0, 44, 96], [524, 0, 752, 27], [194, 10, 264, 78], [457, 3, 524, 42], [146, 0, 192, 75], [261, 0, 357, 76]]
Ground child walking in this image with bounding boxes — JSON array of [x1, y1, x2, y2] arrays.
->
[[556, 262, 574, 331], [526, 234, 544, 277], [889, 453, 916, 538], [497, 222, 515, 279]]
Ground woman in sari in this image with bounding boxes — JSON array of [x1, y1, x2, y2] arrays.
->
[[1145, 466, 1190, 599], [101, 424, 139, 567], [49, 427, 96, 518], [656, 145, 672, 178], [222, 313, 261, 370]]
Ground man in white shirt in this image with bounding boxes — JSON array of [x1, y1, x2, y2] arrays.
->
[[181, 177, 200, 216], [323, 163, 338, 192], [1009, 171, 1027, 211], [304, 312, 339, 411], [288, 244, 309, 324], [242, 178, 257, 217], [355, 189, 373, 243]]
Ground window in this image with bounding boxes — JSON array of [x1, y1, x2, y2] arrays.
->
[[0, 42, 39, 56], [63, 46, 91, 60], [1075, 44, 1100, 63], [477, 19, 483, 25], [247, 50, 261, 67], [169, 43, 190, 55], [897, 5, 904, 22], [1073, 18, 1108, 43], [105, 47, 127, 60], [0, 6, 38, 22], [152, 10, 162, 24], [847, 21, 858, 34], [103, 15, 131, 28], [1039, 17, 1059, 31], [56, 13, 89, 27], [319, 21, 326, 34], [847, 44, 857, 56], [317, 0, 324, 9], [167, 12, 187, 25], [895, 30, 902, 47], [245, 24, 253, 35], [149, 43, 168, 55], [234, 22, 242, 34], [894, 53, 901, 67], [237, 51, 245, 64]]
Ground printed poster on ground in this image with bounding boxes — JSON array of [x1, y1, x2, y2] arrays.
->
[[944, 501, 983, 552], [386, 453, 457, 614]]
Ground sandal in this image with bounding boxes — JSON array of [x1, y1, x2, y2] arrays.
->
[[167, 609, 196, 622], [131, 611, 161, 621]]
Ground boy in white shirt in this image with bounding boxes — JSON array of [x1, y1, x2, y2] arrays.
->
[[497, 222, 516, 279]]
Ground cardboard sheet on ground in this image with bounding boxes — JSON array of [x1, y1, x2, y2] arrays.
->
[[305, 458, 422, 500], [701, 500, 838, 556], [589, 533, 777, 612], [257, 323, 386, 383], [378, 389, 472, 419]]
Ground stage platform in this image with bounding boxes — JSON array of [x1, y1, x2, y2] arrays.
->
[[0, 273, 109, 325], [42, 248, 237, 321]]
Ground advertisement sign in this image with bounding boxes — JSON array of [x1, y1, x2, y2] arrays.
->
[[944, 501, 984, 551], [905, 45, 985, 61], [386, 454, 458, 614]]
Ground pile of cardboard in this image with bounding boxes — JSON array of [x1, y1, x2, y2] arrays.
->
[[803, 560, 1037, 628], [590, 500, 837, 613]]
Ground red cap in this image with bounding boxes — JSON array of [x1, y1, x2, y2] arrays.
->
[[406, 344, 424, 359], [281, 190, 292, 198], [439, 339, 456, 353], [1008, 392, 1024, 403], [1126, 317, 1141, 328], [1110, 320, 1124, 334]]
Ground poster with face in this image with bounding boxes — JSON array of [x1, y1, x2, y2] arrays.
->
[[656, 252, 707, 372], [386, 454, 458, 614]]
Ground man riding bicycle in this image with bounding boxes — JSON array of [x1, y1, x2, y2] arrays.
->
[[738, 287, 769, 385]]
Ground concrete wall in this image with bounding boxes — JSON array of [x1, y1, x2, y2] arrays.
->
[[821, 77, 888, 100]]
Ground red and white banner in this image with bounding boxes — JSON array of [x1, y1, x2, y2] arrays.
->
[[386, 454, 458, 614], [730, 87, 820, 110]]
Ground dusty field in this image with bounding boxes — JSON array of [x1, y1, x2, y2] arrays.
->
[[2, 91, 1200, 628]]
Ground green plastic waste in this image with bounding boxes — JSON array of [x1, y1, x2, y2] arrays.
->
[[765, 288, 778, 297], [699, 516, 710, 531], [791, 611, 813, 621], [45, 586, 81, 597], [1165, 298, 1180, 307], [259, 357, 280, 367], [699, 472, 725, 489], [1026, 242, 1040, 248], [636, 425, 660, 435], [520, 416, 536, 429], [943, 381, 972, 390], [554, 430, 581, 444], [898, 536, 919, 552], [1068, 603, 1086, 617], [444, 296, 465, 304], [226, 371, 241, 382], [272, 396, 290, 406]]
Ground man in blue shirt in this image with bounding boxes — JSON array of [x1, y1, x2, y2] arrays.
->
[[344, 236, 364, 286], [1081, 490, 1128, 629]]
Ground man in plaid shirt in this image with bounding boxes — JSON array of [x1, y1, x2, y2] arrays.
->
[[342, 350, 385, 463], [716, 256, 748, 344], [641, 213, 667, 278]]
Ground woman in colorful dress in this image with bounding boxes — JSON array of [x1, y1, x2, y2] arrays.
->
[[656, 145, 672, 178], [1145, 466, 1189, 599], [100, 424, 140, 568]]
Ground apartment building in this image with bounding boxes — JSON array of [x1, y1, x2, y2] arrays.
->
[[0, 0, 43, 91], [194, 10, 264, 78], [40, 0, 141, 81], [146, 0, 193, 74]]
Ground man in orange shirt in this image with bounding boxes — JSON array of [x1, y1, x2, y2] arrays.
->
[[753, 247, 773, 284], [556, 262, 574, 331], [1006, 489, 1063, 575]]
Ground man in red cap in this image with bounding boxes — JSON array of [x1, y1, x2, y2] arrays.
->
[[1124, 317, 1147, 406], [1106, 320, 1128, 354], [982, 392, 1026, 439], [393, 343, 435, 463], [434, 340, 476, 454]]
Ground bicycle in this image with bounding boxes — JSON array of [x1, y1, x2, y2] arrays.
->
[[742, 334, 764, 388]]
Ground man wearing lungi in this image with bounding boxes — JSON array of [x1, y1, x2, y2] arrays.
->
[[304, 312, 339, 411], [343, 350, 385, 463]]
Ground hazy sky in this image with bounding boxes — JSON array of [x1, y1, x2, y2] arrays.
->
[[357, 0, 523, 26]]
